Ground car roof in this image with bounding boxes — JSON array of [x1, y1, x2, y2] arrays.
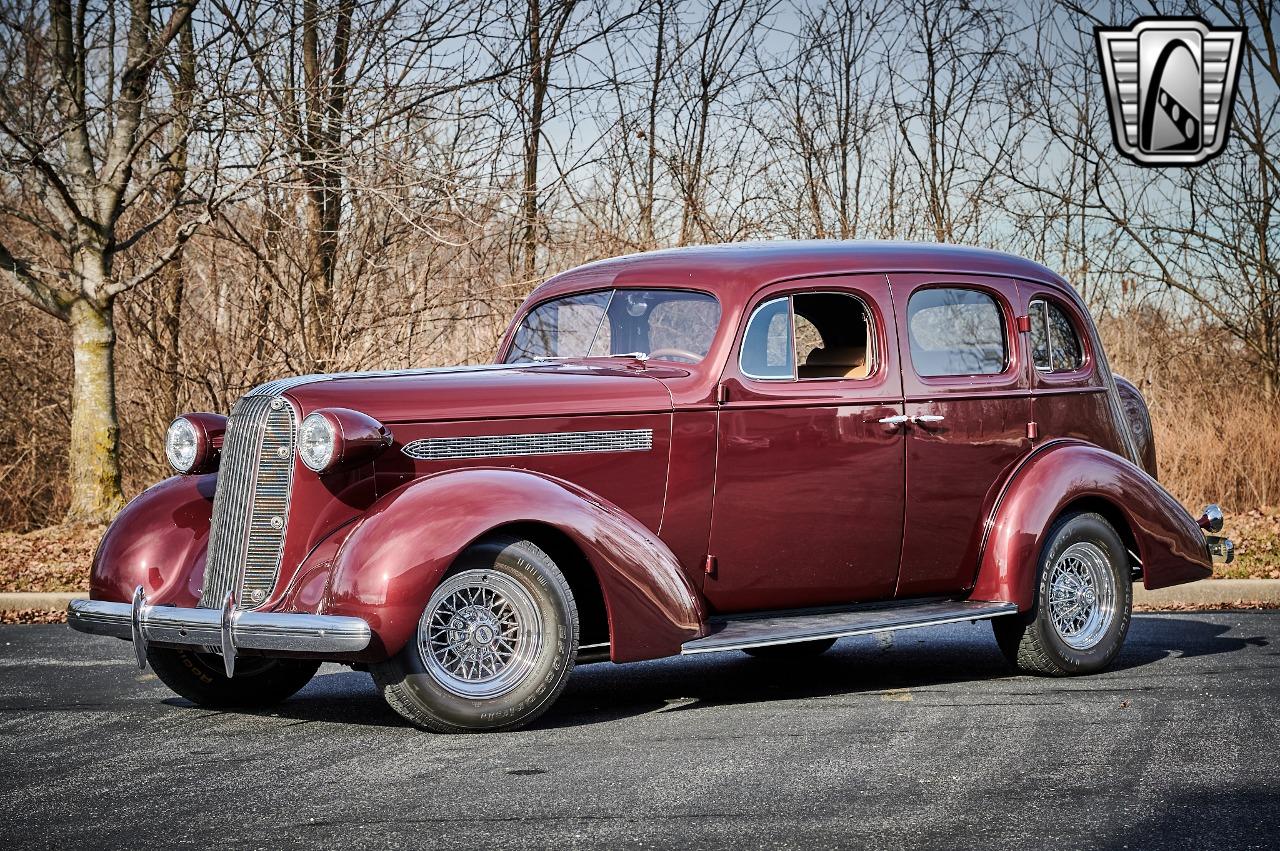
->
[[526, 240, 1076, 306]]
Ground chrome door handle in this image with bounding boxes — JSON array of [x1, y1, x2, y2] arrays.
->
[[912, 414, 945, 426], [877, 415, 910, 427]]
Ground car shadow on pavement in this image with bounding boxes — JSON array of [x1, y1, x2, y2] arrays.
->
[[542, 615, 1270, 730], [163, 669, 403, 729], [158, 615, 1269, 732], [1099, 785, 1280, 849]]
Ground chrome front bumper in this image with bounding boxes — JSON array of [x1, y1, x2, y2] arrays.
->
[[68, 586, 371, 677]]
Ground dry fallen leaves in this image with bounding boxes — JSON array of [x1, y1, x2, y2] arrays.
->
[[0, 524, 100, 593], [0, 608, 67, 624]]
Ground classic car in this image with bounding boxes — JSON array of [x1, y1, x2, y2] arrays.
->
[[68, 241, 1233, 733]]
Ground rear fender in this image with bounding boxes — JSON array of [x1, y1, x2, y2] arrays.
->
[[322, 468, 706, 662], [971, 441, 1211, 610]]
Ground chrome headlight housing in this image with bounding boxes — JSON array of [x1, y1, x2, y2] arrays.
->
[[297, 408, 393, 474], [298, 413, 337, 472], [164, 413, 225, 474]]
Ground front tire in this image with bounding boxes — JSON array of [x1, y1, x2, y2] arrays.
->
[[992, 511, 1132, 676], [147, 647, 320, 707], [371, 536, 579, 733]]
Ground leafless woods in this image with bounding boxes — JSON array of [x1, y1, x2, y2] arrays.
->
[[0, 0, 1276, 529]]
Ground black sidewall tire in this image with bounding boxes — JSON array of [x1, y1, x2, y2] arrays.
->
[[147, 647, 320, 707], [999, 512, 1132, 675], [375, 537, 578, 732]]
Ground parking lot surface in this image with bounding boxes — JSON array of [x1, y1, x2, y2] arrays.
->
[[1, 613, 1277, 849]]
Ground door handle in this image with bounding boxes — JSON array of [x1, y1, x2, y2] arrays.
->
[[877, 415, 910, 427], [912, 414, 945, 426]]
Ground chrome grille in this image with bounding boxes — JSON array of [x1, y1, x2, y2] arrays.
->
[[198, 395, 297, 610], [401, 428, 653, 461]]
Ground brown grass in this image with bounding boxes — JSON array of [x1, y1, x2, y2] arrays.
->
[[1101, 311, 1280, 514]]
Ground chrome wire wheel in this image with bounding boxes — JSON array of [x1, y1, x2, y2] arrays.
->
[[418, 569, 543, 699], [1047, 541, 1117, 651]]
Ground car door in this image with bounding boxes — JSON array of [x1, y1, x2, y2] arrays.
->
[[891, 274, 1033, 598], [704, 275, 906, 614]]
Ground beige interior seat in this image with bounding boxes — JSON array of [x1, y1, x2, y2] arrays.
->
[[800, 345, 868, 379]]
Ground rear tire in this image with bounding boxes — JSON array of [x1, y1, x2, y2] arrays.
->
[[371, 536, 578, 733], [147, 647, 320, 707], [992, 511, 1132, 676], [742, 638, 837, 658]]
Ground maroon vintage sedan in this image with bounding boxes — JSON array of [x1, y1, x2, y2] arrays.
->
[[69, 242, 1232, 732]]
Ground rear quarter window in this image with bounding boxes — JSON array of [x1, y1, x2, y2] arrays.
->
[[1029, 297, 1085, 372], [906, 288, 1008, 377]]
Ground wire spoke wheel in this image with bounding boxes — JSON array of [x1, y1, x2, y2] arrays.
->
[[418, 569, 543, 699], [1046, 541, 1117, 651]]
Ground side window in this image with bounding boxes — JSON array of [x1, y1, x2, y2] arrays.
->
[[793, 293, 873, 379], [740, 297, 793, 379], [906, 288, 1007, 377], [740, 292, 874, 380], [1029, 298, 1085, 372]]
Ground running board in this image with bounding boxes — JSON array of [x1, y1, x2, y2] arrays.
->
[[681, 600, 1018, 655]]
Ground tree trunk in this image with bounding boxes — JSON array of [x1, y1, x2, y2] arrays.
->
[[522, 0, 546, 283], [161, 10, 196, 417], [67, 297, 125, 524]]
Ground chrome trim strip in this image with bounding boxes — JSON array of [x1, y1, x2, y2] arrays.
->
[[681, 601, 1018, 655], [67, 599, 372, 656], [402, 428, 654, 461], [130, 585, 148, 670], [250, 363, 535, 397], [220, 591, 237, 677]]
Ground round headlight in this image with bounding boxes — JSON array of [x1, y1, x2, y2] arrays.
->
[[165, 417, 200, 473], [298, 413, 337, 472]]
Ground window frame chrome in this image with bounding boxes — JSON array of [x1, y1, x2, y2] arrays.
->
[[1028, 295, 1087, 375], [738, 291, 879, 383]]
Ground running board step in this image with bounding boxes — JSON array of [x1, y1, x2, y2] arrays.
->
[[681, 600, 1018, 655]]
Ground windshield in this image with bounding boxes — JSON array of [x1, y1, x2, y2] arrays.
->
[[506, 289, 721, 365]]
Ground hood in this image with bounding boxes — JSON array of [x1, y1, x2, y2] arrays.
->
[[271, 362, 676, 423]]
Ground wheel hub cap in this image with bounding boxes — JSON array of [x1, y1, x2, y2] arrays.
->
[[418, 569, 543, 699], [1047, 541, 1118, 650]]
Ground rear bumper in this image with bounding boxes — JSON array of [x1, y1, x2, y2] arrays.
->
[[68, 589, 371, 674]]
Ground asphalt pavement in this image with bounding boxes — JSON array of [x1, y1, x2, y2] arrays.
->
[[1, 613, 1277, 850]]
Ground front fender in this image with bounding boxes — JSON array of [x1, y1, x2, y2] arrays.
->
[[971, 441, 1211, 611], [90, 474, 215, 606], [322, 468, 706, 663]]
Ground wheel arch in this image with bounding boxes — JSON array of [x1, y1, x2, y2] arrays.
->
[[970, 440, 1210, 611], [1054, 495, 1142, 577], [479, 521, 611, 650], [322, 467, 704, 663]]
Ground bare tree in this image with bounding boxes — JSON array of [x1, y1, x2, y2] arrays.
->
[[670, 0, 772, 244], [759, 0, 892, 239], [886, 0, 1020, 243], [0, 0, 203, 523]]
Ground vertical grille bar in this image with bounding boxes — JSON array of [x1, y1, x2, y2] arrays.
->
[[198, 395, 296, 610]]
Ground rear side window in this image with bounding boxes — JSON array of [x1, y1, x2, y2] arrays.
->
[[1029, 298, 1084, 372], [906, 288, 1007, 377]]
